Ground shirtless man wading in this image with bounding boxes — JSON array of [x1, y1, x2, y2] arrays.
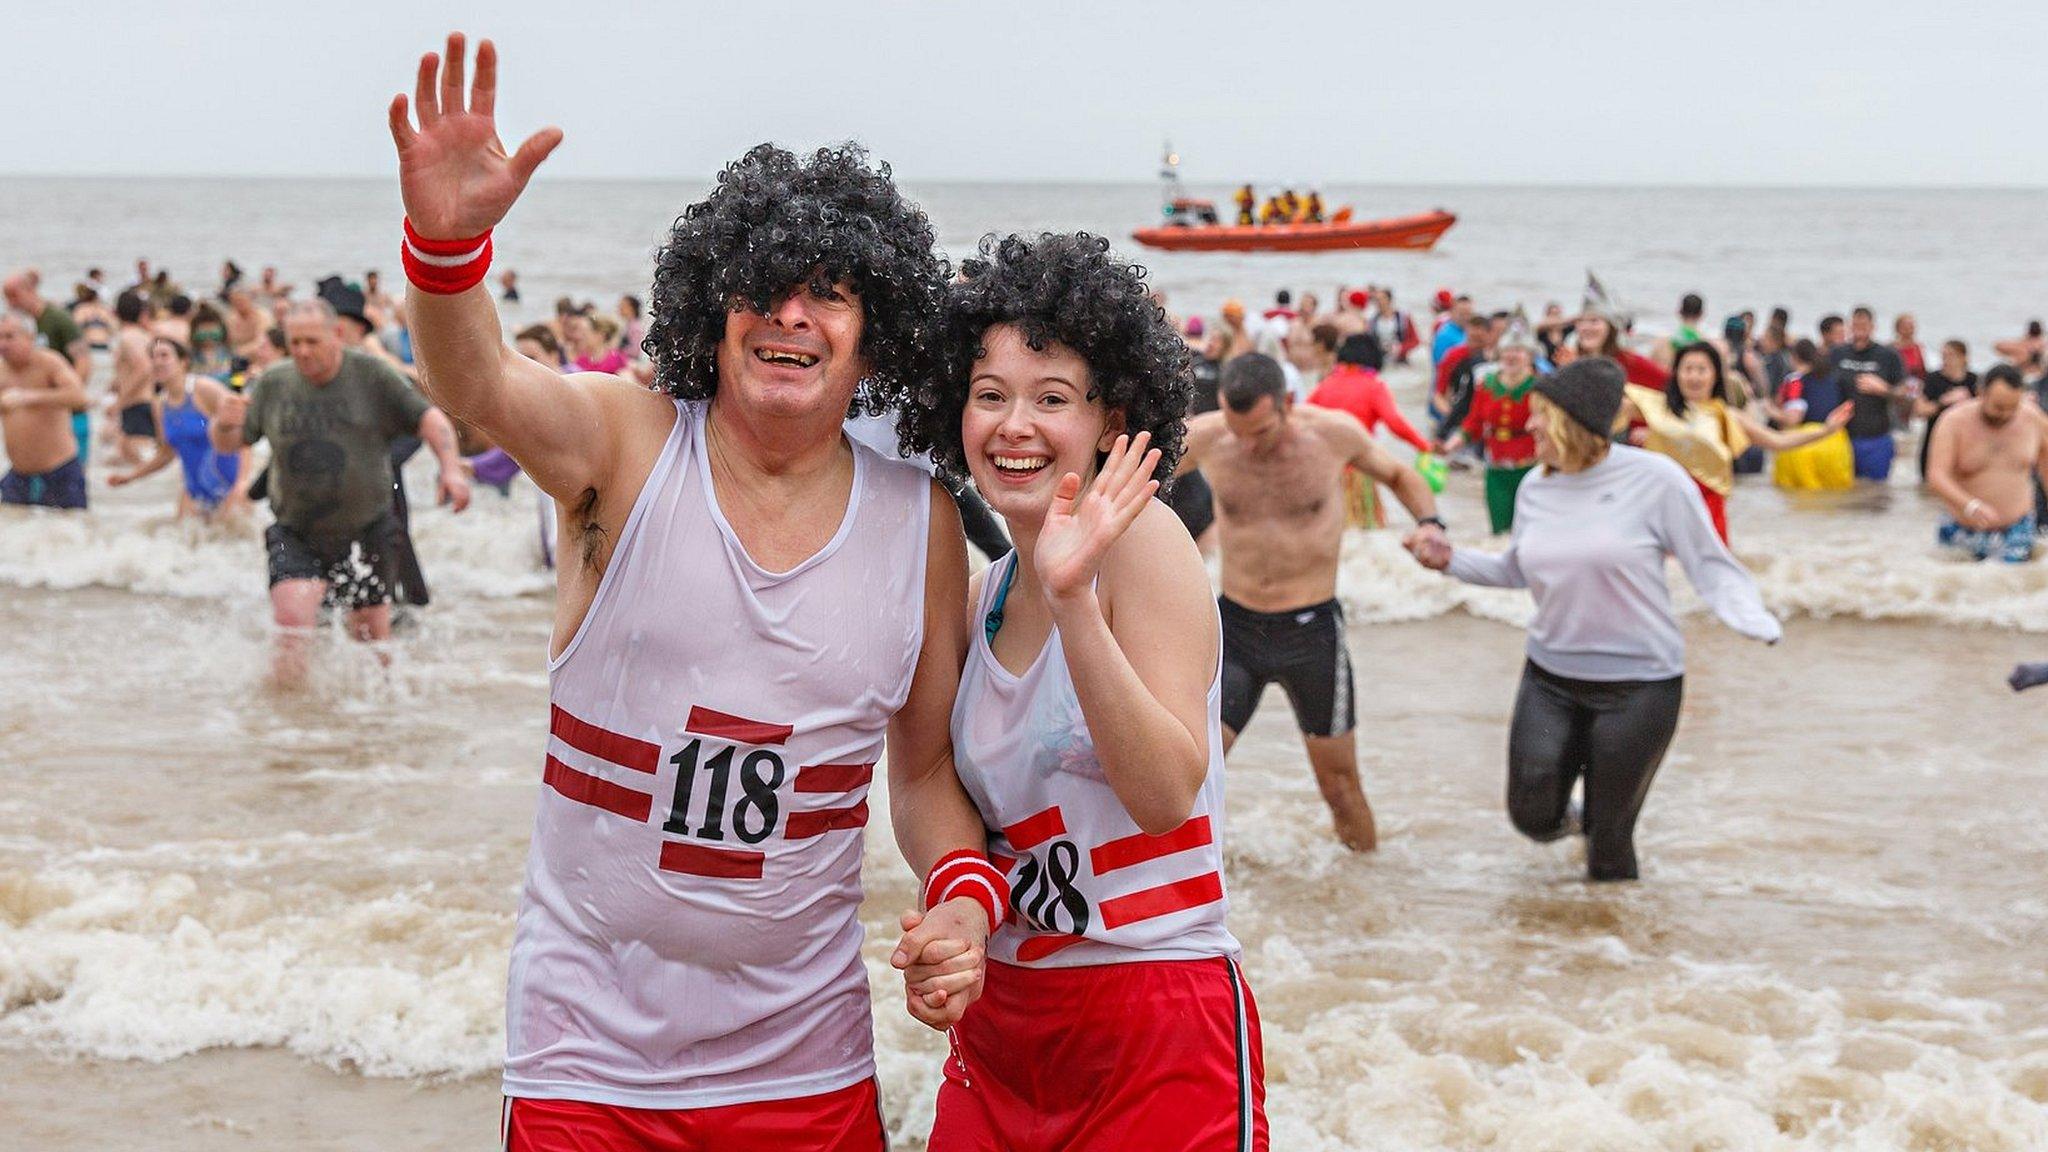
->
[[0, 312, 91, 509], [110, 290, 159, 464], [1926, 364, 2048, 564], [1177, 352, 1446, 850]]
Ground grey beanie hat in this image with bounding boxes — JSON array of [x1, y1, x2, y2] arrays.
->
[[1532, 357, 1626, 438]]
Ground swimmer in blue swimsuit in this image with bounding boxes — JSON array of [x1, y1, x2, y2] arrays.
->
[[106, 338, 249, 516]]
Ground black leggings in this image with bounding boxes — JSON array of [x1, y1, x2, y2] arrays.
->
[[1507, 662, 1684, 882]]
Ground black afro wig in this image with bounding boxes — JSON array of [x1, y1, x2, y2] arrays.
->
[[643, 142, 949, 413], [900, 232, 1191, 484]]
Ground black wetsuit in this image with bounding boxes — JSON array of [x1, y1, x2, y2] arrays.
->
[[1432, 352, 1490, 444], [948, 480, 1011, 562], [1507, 661, 1685, 882], [1166, 355, 1222, 539], [1918, 370, 1977, 480]]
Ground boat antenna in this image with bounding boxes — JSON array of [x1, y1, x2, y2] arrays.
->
[[1159, 140, 1183, 204]]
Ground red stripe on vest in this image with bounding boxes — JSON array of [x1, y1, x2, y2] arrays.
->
[[1090, 815, 1214, 875], [685, 706, 794, 746], [549, 705, 661, 774], [543, 755, 652, 822], [1099, 872, 1225, 929], [794, 762, 873, 793], [657, 841, 765, 879], [1014, 932, 1088, 962], [784, 801, 869, 839], [1003, 806, 1068, 851]]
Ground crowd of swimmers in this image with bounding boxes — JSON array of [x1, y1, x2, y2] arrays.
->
[[0, 259, 659, 624], [4, 30, 2045, 1149], [1167, 279, 2048, 558]]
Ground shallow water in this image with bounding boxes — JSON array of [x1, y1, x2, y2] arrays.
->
[[3, 435, 2044, 1149], [2, 178, 2046, 1148]]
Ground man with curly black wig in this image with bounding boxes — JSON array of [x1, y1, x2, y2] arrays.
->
[[895, 232, 1270, 1152], [387, 34, 997, 1151]]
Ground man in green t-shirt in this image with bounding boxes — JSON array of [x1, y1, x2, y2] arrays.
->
[[5, 269, 94, 461], [1654, 291, 1707, 371], [211, 299, 470, 682]]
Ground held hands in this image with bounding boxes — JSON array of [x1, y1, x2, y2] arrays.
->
[[1402, 524, 1452, 571], [387, 33, 562, 241], [891, 901, 990, 1031], [1035, 432, 1163, 607]]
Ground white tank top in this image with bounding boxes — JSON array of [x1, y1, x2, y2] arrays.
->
[[504, 399, 931, 1109], [951, 551, 1239, 969]]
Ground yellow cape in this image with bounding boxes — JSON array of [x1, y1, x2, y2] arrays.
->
[[1624, 384, 1749, 495]]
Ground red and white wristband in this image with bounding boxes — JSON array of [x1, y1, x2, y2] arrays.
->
[[922, 849, 1010, 934], [402, 218, 493, 295]]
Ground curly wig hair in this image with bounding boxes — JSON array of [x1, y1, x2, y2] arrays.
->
[[643, 143, 948, 412], [900, 232, 1192, 484]]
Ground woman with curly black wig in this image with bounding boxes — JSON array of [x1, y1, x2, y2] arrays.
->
[[895, 233, 1269, 1152]]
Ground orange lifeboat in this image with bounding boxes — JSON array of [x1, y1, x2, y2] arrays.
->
[[1133, 207, 1457, 253]]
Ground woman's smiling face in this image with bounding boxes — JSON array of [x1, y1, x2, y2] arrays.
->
[[960, 324, 1121, 529]]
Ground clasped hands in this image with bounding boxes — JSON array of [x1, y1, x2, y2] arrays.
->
[[891, 898, 990, 1031]]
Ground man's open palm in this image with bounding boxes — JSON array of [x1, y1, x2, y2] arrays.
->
[[388, 33, 561, 240]]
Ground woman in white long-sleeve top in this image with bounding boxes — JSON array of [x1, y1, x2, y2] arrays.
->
[[1405, 358, 1782, 881]]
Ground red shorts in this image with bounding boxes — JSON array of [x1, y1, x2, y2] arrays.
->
[[1693, 478, 1730, 544], [503, 1078, 884, 1152], [929, 956, 1267, 1152]]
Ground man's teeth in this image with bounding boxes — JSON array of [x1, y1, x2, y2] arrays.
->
[[755, 349, 819, 367], [992, 456, 1048, 472]]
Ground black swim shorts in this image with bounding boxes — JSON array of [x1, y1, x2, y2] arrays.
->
[[264, 513, 400, 609], [1218, 595, 1355, 738], [119, 401, 157, 439]]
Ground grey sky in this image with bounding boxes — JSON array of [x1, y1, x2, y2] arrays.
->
[[9, 1, 2046, 185]]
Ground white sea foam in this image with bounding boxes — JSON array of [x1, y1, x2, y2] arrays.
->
[[0, 869, 506, 1078], [0, 458, 553, 603], [6, 445, 2046, 635]]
